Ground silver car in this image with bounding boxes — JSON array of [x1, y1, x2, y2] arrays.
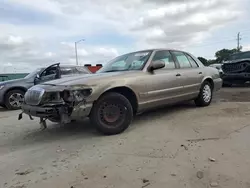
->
[[21, 49, 222, 135]]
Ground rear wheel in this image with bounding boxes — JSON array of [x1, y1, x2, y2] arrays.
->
[[195, 81, 213, 107], [5, 89, 25, 110], [90, 92, 133, 135]]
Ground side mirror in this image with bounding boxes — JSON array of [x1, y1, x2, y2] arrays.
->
[[148, 60, 165, 72]]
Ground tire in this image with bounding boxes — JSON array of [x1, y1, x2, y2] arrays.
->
[[0, 104, 6, 108], [90, 92, 133, 135], [195, 81, 213, 107], [5, 89, 25, 110]]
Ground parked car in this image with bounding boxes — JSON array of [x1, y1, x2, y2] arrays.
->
[[21, 49, 222, 134], [0, 63, 91, 110], [209, 64, 223, 76], [221, 51, 250, 86]]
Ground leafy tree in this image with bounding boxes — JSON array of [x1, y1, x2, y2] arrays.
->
[[198, 48, 241, 66], [198, 57, 208, 66], [207, 59, 216, 65], [215, 48, 238, 63]]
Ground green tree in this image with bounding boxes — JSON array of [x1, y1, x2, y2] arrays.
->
[[215, 48, 238, 63], [207, 59, 216, 65], [198, 57, 208, 66]]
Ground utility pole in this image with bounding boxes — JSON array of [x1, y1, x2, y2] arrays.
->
[[237, 32, 241, 52], [75, 42, 78, 65], [75, 39, 85, 65]]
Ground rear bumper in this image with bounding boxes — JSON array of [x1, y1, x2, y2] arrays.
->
[[222, 73, 250, 81]]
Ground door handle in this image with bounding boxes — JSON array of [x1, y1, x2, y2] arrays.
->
[[198, 72, 202, 74], [176, 73, 181, 77]]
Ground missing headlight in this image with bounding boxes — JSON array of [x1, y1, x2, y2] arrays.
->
[[61, 89, 92, 102]]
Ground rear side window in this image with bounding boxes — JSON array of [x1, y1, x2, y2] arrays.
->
[[172, 51, 191, 68], [61, 67, 74, 75], [185, 53, 198, 68]]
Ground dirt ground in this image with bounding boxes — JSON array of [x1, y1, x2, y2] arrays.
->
[[0, 87, 250, 188]]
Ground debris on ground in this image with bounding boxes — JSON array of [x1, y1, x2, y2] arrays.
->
[[56, 149, 66, 153], [196, 171, 204, 179], [142, 182, 150, 188], [181, 144, 188, 150], [210, 181, 219, 187], [15, 169, 33, 175], [40, 172, 47, 175], [208, 157, 216, 162], [11, 184, 26, 188], [170, 173, 177, 176], [186, 137, 220, 142], [142, 178, 149, 183]]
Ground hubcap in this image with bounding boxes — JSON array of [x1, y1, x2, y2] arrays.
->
[[202, 85, 211, 103], [9, 93, 24, 108], [99, 102, 125, 127]]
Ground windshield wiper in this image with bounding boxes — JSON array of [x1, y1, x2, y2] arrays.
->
[[40, 83, 57, 86], [102, 70, 128, 73]]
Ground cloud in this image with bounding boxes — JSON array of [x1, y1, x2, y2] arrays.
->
[[0, 0, 246, 73], [0, 36, 120, 73]]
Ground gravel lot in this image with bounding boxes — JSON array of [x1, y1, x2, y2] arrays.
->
[[0, 87, 250, 188]]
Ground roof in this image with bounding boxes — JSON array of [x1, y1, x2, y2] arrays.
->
[[126, 48, 183, 54]]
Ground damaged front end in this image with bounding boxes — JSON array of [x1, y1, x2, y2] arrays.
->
[[221, 60, 250, 84], [20, 85, 93, 127]]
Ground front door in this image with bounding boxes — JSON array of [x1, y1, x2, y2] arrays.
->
[[171, 51, 204, 99], [142, 50, 184, 108], [35, 64, 61, 85]]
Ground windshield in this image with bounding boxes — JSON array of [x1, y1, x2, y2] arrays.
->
[[97, 50, 153, 73], [24, 68, 44, 79]]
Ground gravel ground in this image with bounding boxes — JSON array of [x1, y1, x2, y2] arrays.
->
[[0, 87, 250, 188]]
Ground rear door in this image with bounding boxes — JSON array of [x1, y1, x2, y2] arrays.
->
[[144, 50, 185, 107], [171, 51, 204, 98]]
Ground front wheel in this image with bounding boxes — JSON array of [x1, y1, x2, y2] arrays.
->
[[195, 81, 213, 107], [90, 92, 133, 135], [5, 89, 25, 110]]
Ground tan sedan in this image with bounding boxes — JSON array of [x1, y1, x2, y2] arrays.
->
[[21, 49, 222, 135]]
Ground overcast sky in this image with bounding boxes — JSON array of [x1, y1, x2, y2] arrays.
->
[[0, 0, 250, 73]]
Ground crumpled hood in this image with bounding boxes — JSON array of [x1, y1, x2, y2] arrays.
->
[[40, 71, 143, 86]]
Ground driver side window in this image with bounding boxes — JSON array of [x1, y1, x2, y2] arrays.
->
[[40, 67, 57, 77], [152, 50, 176, 69]]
